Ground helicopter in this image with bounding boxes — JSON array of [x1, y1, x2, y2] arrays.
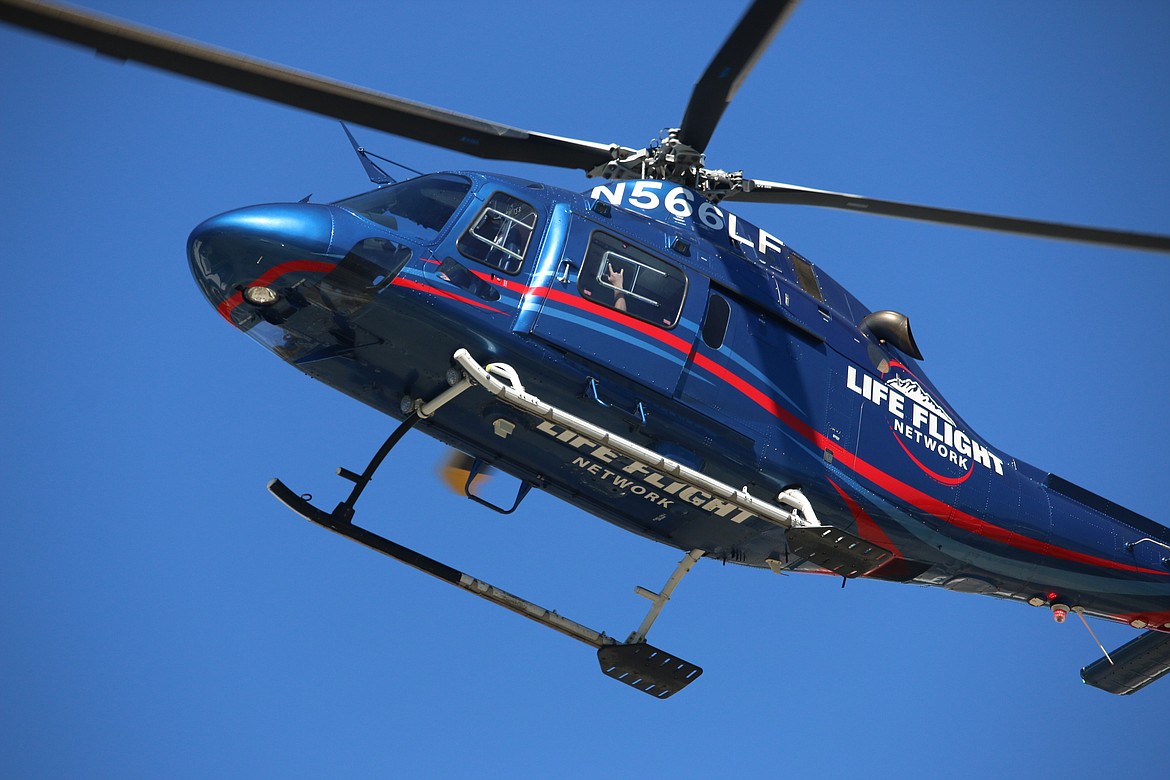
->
[[3, 0, 1168, 700]]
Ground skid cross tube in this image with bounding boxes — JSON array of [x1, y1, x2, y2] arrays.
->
[[330, 413, 419, 524], [629, 549, 704, 644]]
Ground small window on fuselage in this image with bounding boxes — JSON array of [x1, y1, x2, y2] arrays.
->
[[702, 292, 731, 349], [790, 251, 823, 302], [578, 231, 687, 328], [456, 192, 538, 274]]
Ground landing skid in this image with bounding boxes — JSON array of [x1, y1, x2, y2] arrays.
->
[[267, 359, 709, 698], [269, 473, 704, 698]]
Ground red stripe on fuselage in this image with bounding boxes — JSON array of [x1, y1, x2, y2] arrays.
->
[[529, 285, 694, 353], [1113, 610, 1170, 631], [391, 277, 505, 314], [417, 273, 1168, 577], [827, 477, 902, 555], [889, 425, 973, 486]]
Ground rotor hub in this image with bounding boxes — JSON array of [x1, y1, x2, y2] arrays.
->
[[590, 129, 746, 202]]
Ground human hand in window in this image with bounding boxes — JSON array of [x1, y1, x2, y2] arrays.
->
[[605, 263, 627, 311], [605, 263, 624, 289]]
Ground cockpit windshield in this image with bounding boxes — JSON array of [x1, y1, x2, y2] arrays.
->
[[335, 173, 472, 242]]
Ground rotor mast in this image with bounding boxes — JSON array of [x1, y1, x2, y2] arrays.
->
[[589, 0, 800, 201]]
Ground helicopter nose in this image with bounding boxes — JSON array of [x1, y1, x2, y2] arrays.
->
[[188, 203, 339, 321]]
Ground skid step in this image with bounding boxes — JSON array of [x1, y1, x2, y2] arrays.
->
[[597, 643, 703, 699], [786, 525, 894, 578]]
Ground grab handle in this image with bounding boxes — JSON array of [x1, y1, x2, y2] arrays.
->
[[586, 377, 648, 425]]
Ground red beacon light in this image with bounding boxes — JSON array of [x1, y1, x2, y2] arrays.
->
[[1051, 603, 1070, 623]]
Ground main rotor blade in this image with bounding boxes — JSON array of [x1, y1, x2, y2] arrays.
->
[[729, 179, 1170, 253], [677, 0, 800, 153], [0, 0, 629, 171]]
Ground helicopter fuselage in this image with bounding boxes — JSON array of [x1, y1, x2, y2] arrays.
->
[[188, 171, 1170, 635]]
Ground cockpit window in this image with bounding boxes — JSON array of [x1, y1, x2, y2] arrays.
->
[[336, 174, 471, 242], [456, 192, 538, 274]]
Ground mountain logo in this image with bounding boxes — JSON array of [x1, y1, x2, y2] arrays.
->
[[845, 364, 1005, 479], [885, 377, 954, 425]]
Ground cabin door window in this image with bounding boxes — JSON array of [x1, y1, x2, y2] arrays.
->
[[526, 221, 703, 398]]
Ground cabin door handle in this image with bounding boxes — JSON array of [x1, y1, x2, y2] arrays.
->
[[556, 259, 577, 284]]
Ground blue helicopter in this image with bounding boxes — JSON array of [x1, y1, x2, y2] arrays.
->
[[5, 0, 1169, 699]]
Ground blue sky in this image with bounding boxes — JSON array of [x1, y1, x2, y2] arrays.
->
[[2, 1, 1168, 777]]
